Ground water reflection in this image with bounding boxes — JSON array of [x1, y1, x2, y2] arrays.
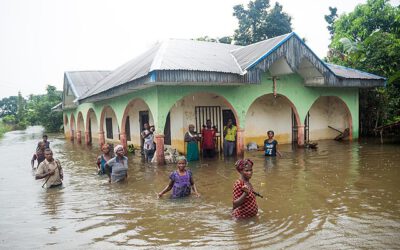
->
[[0, 127, 399, 249]]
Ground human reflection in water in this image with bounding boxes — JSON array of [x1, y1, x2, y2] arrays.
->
[[40, 187, 65, 218], [264, 156, 276, 169]]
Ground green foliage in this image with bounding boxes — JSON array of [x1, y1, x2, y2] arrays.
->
[[193, 36, 233, 44], [325, 7, 338, 39], [0, 96, 18, 117], [0, 121, 12, 138], [233, 0, 292, 45], [0, 85, 63, 133], [326, 0, 400, 134]]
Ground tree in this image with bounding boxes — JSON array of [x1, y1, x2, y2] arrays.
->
[[325, 7, 338, 39], [0, 96, 18, 117], [193, 36, 233, 44], [326, 0, 400, 134], [233, 0, 292, 45]]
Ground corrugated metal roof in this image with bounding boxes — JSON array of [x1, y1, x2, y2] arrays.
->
[[151, 39, 242, 73], [76, 33, 385, 101], [79, 43, 161, 100], [231, 33, 292, 70], [326, 63, 385, 80], [65, 71, 111, 97]]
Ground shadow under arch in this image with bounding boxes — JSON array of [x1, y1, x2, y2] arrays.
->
[[86, 108, 99, 145], [163, 91, 241, 154], [63, 114, 70, 138], [307, 96, 353, 140], [244, 93, 301, 145], [99, 105, 120, 142], [120, 97, 154, 134], [70, 113, 76, 141]]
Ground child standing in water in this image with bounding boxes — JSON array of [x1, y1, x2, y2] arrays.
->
[[232, 159, 258, 219], [264, 130, 282, 157], [158, 156, 200, 198], [96, 143, 113, 175]]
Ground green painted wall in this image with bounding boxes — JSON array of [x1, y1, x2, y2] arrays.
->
[[64, 72, 359, 142]]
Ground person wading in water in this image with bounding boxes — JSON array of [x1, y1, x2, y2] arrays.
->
[[35, 149, 63, 188]]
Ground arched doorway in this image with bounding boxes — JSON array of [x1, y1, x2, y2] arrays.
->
[[86, 108, 99, 145], [166, 92, 239, 154], [70, 113, 76, 141], [121, 99, 154, 150], [244, 94, 300, 146], [77, 112, 85, 143], [64, 114, 70, 139], [307, 96, 352, 140], [99, 106, 120, 143]]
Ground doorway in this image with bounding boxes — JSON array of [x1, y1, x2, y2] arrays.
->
[[195, 106, 223, 154], [139, 111, 149, 149]]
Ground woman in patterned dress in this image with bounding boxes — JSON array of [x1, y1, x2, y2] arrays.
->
[[232, 159, 258, 219]]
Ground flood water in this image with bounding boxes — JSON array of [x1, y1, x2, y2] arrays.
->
[[0, 126, 399, 249]]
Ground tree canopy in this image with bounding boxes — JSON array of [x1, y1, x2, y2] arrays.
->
[[326, 0, 400, 134], [233, 0, 292, 45], [1, 85, 63, 132]]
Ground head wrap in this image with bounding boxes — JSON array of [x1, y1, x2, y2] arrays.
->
[[176, 155, 187, 163], [235, 159, 254, 172], [114, 144, 124, 154]]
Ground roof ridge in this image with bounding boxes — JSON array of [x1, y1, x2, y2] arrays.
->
[[150, 40, 169, 71]]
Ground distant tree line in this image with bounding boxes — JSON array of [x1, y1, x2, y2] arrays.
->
[[325, 0, 400, 135], [0, 85, 63, 133]]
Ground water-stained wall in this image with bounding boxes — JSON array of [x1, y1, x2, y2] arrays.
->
[[308, 96, 351, 140], [245, 94, 293, 146]]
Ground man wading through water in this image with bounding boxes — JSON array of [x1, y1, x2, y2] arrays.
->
[[35, 149, 63, 188]]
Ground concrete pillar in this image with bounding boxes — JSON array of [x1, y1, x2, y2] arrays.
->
[[297, 125, 305, 146], [76, 131, 82, 143], [155, 134, 165, 165], [120, 132, 127, 152], [236, 129, 245, 157], [85, 131, 90, 145], [70, 130, 75, 142], [99, 131, 105, 146]]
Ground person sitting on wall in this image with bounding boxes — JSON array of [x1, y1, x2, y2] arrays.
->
[[141, 123, 155, 163], [223, 119, 237, 157], [264, 130, 282, 157], [184, 124, 200, 162], [201, 119, 216, 158]]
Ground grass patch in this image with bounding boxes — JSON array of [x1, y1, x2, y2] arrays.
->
[[0, 121, 12, 138]]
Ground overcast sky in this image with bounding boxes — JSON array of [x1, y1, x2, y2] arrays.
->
[[0, 0, 399, 98]]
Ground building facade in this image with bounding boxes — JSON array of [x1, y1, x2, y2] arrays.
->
[[61, 33, 385, 164]]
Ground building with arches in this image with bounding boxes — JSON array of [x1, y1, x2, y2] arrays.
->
[[61, 32, 385, 164]]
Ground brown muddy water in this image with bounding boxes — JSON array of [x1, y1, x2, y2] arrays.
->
[[0, 126, 399, 249]]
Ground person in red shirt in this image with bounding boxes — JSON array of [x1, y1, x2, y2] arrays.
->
[[201, 119, 216, 158], [232, 159, 258, 219]]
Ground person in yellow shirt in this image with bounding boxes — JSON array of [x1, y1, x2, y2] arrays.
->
[[223, 119, 237, 157]]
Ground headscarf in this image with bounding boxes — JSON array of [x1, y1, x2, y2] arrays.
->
[[114, 144, 124, 154], [235, 159, 254, 172], [176, 155, 187, 163]]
